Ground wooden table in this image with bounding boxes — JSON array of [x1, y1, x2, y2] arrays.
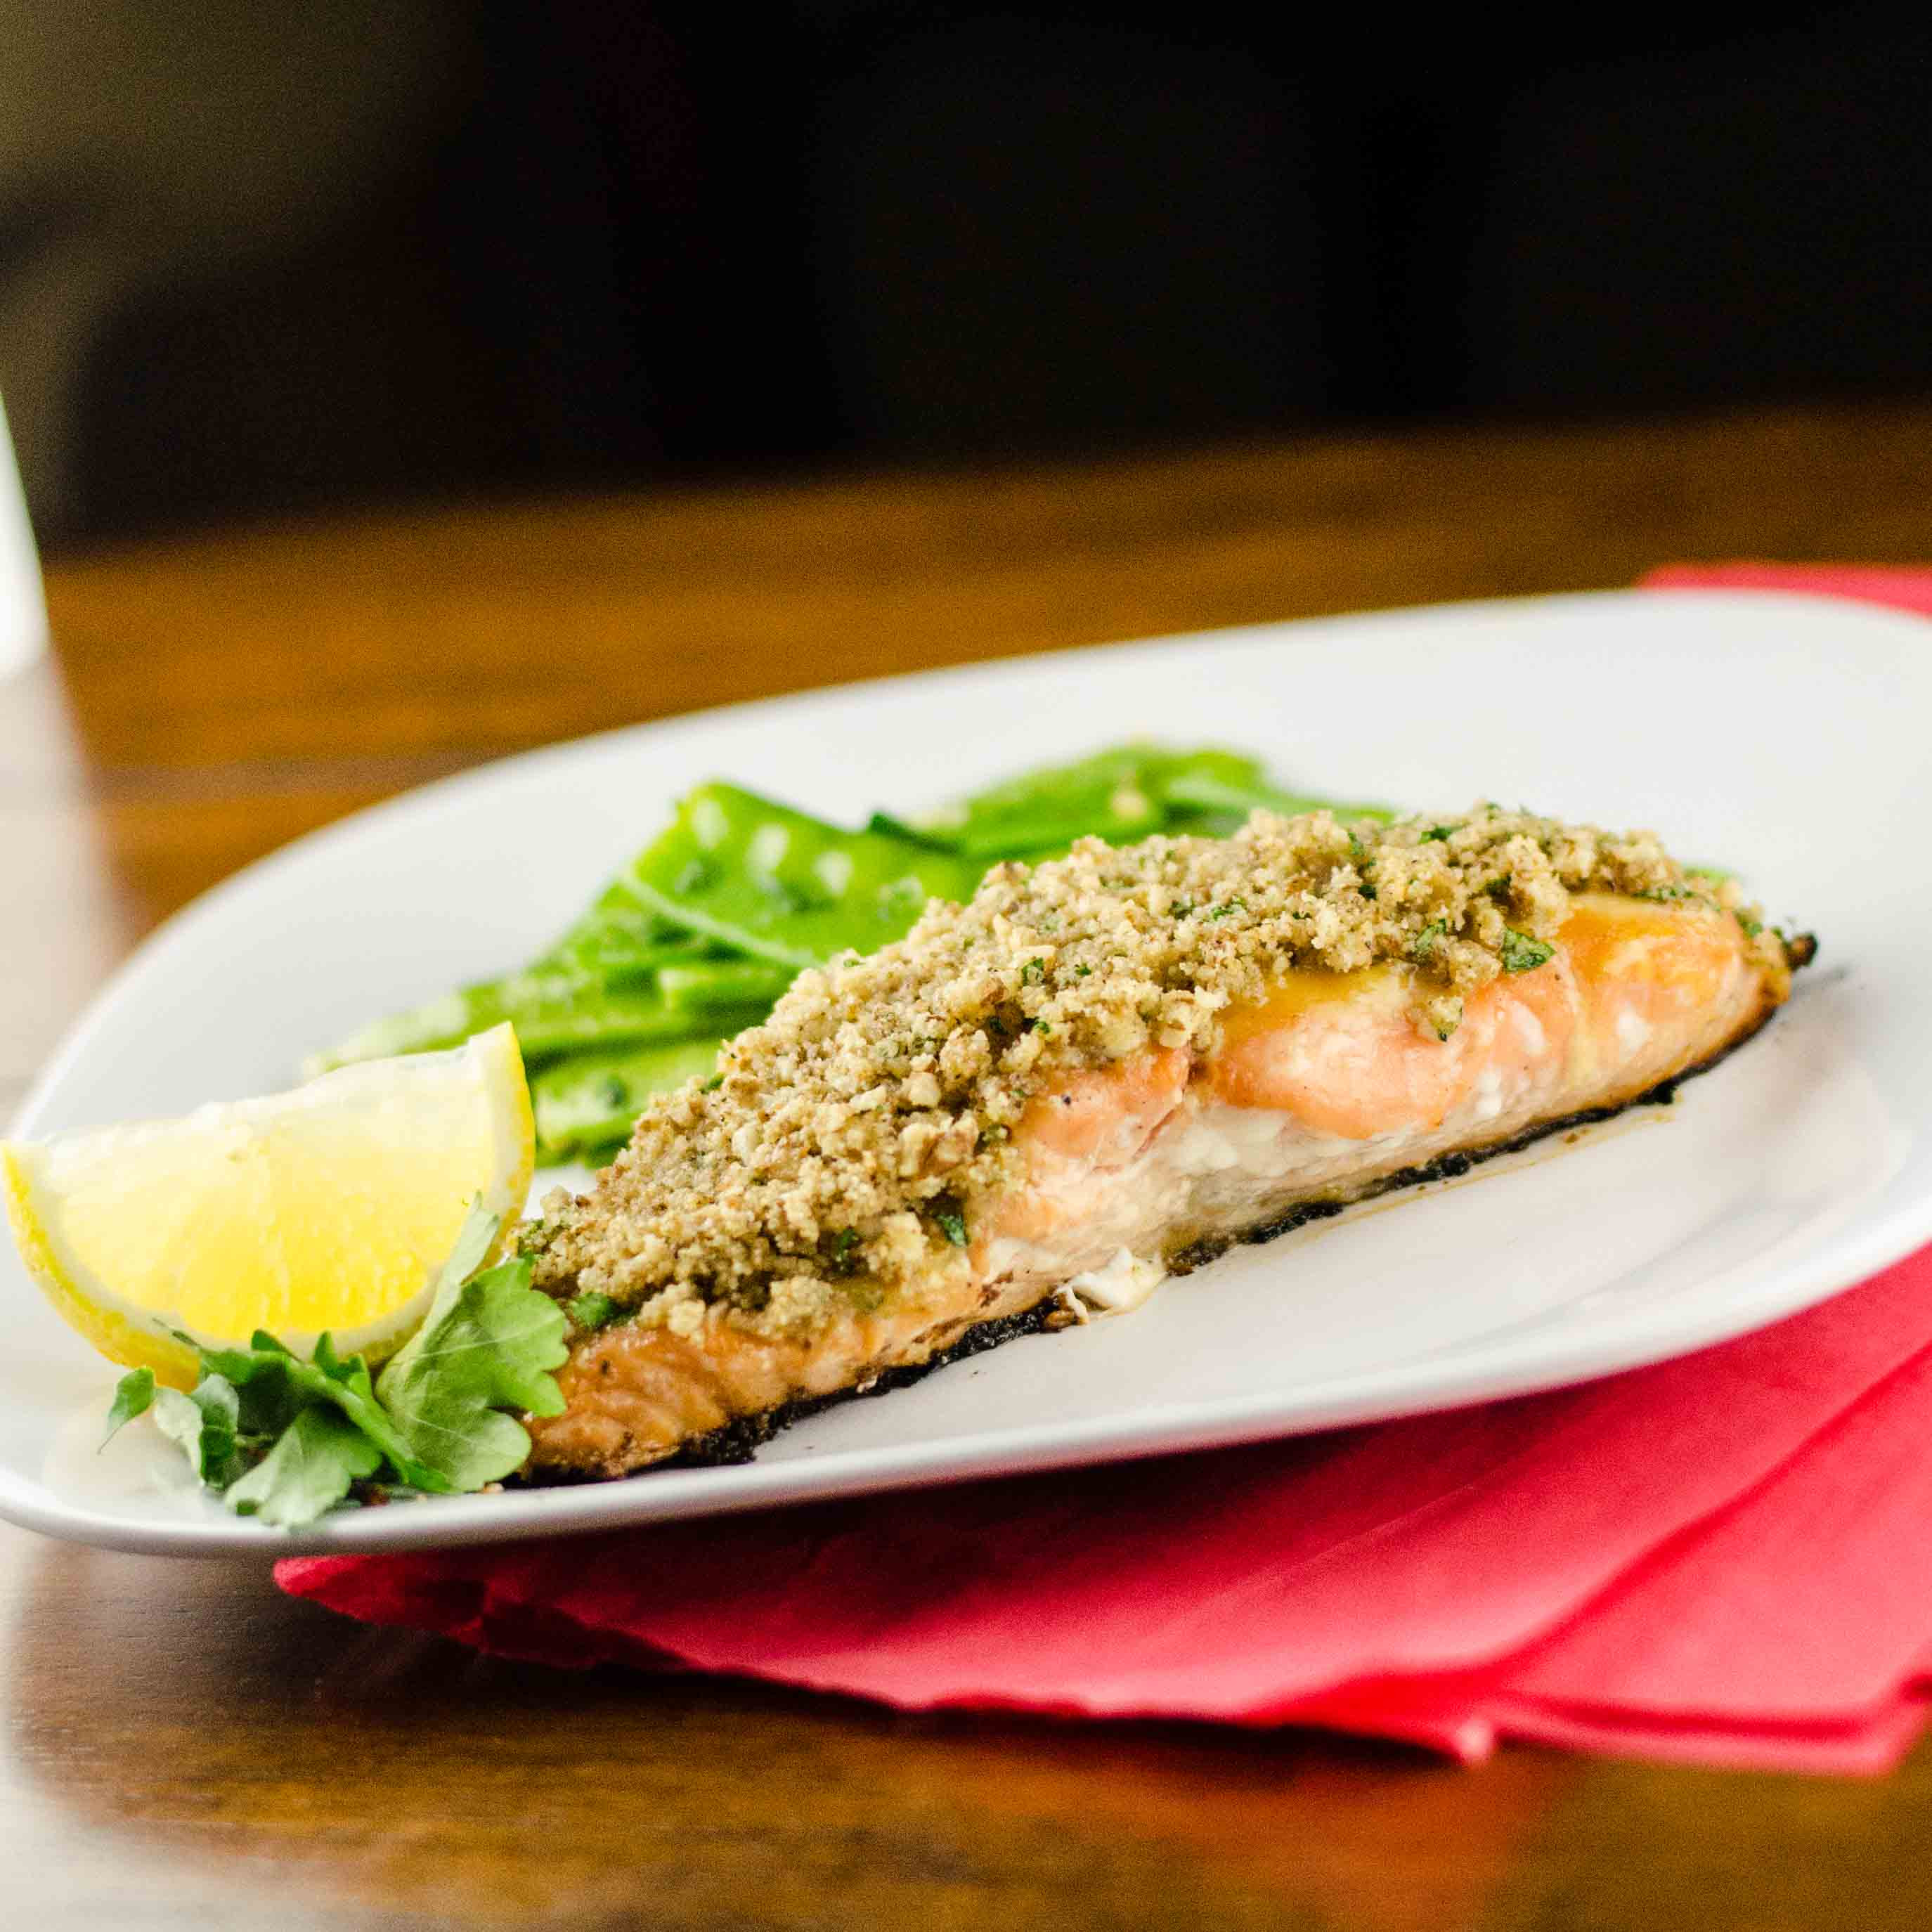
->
[[6, 401, 1932, 1927]]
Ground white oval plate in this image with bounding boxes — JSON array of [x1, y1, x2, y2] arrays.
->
[[6, 588, 1930, 1555]]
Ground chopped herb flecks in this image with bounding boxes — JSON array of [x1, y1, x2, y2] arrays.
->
[[567, 1290, 621, 1331], [1410, 919, 1450, 961], [1499, 928, 1555, 973]]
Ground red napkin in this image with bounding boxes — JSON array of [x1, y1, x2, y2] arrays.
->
[[1642, 559, 1932, 616], [281, 562, 1932, 1773]]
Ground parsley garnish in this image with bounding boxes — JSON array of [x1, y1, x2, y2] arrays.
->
[[1422, 824, 1457, 843], [102, 1366, 156, 1446], [1499, 928, 1555, 973], [1207, 899, 1247, 920], [934, 1207, 968, 1247], [1020, 957, 1045, 985], [1169, 900, 1194, 918], [103, 1203, 567, 1528]]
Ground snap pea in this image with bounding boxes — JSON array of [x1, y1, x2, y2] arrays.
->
[[530, 1033, 739, 1163], [309, 973, 713, 1075], [502, 978, 734, 1061], [901, 744, 1315, 860], [531, 889, 713, 980], [658, 957, 800, 1012], [304, 987, 495, 1075], [1160, 769, 1395, 834], [907, 744, 1259, 859], [618, 783, 979, 969]]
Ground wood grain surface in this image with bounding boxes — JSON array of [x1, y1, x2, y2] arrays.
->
[[6, 401, 1932, 1927]]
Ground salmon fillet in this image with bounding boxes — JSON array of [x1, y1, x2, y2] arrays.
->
[[522, 808, 1808, 1479]]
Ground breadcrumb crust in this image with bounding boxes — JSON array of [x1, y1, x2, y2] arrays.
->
[[526, 805, 1786, 1337]]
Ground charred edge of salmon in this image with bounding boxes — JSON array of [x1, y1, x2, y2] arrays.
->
[[525, 932, 1814, 1485], [522, 1299, 1059, 1483]]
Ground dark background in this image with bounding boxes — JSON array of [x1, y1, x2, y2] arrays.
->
[[10, 1, 1931, 548]]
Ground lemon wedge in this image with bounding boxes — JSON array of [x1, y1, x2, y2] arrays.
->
[[2, 1023, 534, 1388]]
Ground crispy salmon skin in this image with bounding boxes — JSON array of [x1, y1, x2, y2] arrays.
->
[[521, 805, 1808, 1479]]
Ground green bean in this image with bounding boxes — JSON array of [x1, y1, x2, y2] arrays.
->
[[531, 1034, 738, 1164], [618, 783, 978, 969]]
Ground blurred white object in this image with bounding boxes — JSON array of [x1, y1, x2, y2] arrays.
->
[[0, 390, 47, 677]]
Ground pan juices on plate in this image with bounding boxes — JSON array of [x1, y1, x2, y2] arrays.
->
[[521, 805, 1810, 1478]]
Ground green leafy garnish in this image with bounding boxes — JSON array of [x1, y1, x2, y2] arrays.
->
[[934, 1207, 968, 1247], [1499, 928, 1555, 973], [108, 1202, 567, 1529], [226, 1407, 384, 1528], [102, 1367, 155, 1446], [162, 1377, 247, 1486], [375, 1245, 568, 1496]]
